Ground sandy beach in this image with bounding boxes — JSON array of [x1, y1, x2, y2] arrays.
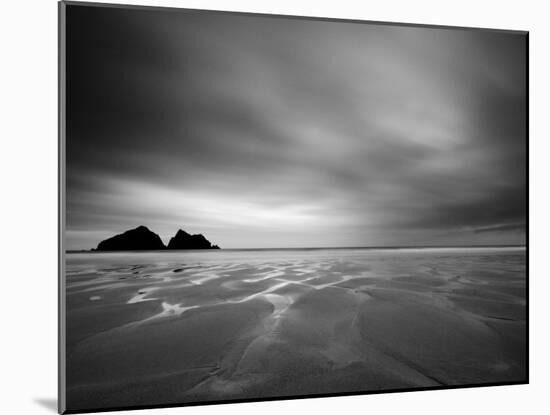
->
[[65, 247, 526, 411]]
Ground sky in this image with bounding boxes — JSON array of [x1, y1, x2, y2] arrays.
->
[[65, 5, 527, 250]]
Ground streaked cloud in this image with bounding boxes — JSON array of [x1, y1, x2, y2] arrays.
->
[[66, 6, 526, 249]]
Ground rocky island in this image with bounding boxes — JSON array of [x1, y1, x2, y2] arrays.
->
[[95, 226, 166, 251], [94, 226, 220, 251], [167, 229, 220, 250]]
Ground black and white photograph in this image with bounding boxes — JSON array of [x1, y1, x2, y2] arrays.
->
[[60, 2, 527, 413]]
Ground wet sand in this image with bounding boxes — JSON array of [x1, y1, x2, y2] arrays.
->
[[65, 247, 526, 411]]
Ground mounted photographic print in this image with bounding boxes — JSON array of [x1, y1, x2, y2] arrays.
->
[[58, 1, 528, 413]]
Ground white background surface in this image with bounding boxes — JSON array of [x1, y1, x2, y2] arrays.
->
[[0, 0, 545, 414]]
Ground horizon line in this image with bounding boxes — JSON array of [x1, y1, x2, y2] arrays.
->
[[66, 243, 527, 253]]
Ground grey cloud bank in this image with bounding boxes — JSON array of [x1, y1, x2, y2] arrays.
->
[[66, 6, 526, 249]]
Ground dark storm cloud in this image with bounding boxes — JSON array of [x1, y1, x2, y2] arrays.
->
[[65, 5, 527, 249]]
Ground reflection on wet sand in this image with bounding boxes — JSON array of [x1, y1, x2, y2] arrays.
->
[[66, 247, 526, 411]]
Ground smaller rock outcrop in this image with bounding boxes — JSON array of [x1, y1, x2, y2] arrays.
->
[[167, 229, 220, 250]]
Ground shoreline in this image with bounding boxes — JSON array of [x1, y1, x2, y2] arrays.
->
[[66, 245, 527, 254]]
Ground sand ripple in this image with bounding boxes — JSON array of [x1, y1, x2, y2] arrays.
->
[[65, 248, 526, 409]]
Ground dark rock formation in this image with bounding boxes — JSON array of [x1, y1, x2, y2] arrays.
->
[[167, 229, 220, 250], [96, 226, 166, 251]]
